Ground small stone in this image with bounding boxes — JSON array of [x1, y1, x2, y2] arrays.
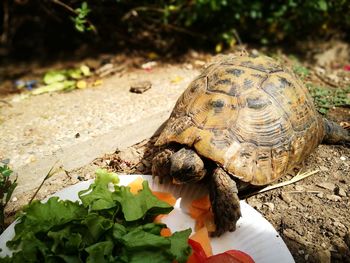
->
[[184, 63, 193, 70], [264, 202, 275, 212], [11, 197, 18, 202], [304, 254, 309, 261], [319, 166, 329, 172], [326, 194, 342, 202], [317, 182, 336, 191], [334, 186, 347, 197], [194, 60, 206, 66], [280, 192, 293, 204], [295, 185, 304, 191], [130, 80, 152, 94], [298, 250, 305, 255], [317, 192, 324, 198], [141, 61, 157, 70], [247, 199, 263, 210], [340, 156, 346, 161]]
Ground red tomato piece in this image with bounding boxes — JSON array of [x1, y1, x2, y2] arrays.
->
[[187, 239, 207, 263], [205, 250, 255, 263]]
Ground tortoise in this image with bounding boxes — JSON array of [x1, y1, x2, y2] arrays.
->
[[151, 54, 350, 236]]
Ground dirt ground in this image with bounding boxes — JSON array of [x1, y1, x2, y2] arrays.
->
[[1, 41, 350, 262]]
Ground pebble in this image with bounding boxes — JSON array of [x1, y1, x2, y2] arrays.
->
[[247, 199, 263, 210], [295, 185, 304, 191], [184, 63, 193, 70], [141, 61, 157, 70], [317, 192, 324, 198], [317, 182, 336, 191], [11, 197, 18, 202], [264, 202, 275, 212], [340, 156, 346, 161], [280, 192, 293, 204], [334, 186, 347, 197], [319, 166, 329, 172], [194, 60, 206, 66], [326, 194, 342, 202], [130, 80, 152, 94]]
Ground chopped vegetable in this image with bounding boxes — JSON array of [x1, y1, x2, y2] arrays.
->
[[128, 176, 145, 194], [189, 195, 216, 232], [152, 191, 177, 206], [191, 195, 211, 210], [128, 177, 177, 224], [1, 170, 192, 263], [187, 239, 207, 263], [190, 227, 213, 257], [160, 227, 172, 237], [205, 250, 255, 263]]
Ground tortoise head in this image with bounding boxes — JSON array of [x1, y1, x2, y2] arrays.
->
[[170, 148, 207, 184]]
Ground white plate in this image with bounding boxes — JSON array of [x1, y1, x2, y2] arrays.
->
[[0, 174, 295, 262]]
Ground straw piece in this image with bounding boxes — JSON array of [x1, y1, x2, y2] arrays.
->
[[243, 170, 319, 198]]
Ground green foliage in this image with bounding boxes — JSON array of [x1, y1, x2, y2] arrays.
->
[[111, 0, 350, 46], [2, 170, 192, 262], [0, 164, 17, 233], [73, 2, 94, 32], [4, 0, 350, 52], [307, 84, 350, 114]]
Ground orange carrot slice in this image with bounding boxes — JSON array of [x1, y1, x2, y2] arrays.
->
[[203, 211, 216, 233], [152, 191, 177, 206], [152, 191, 176, 223], [190, 227, 213, 256], [189, 195, 216, 233], [128, 177, 144, 194], [191, 195, 211, 210], [189, 206, 206, 220], [160, 227, 172, 237]]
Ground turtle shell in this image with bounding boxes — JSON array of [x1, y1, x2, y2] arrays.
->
[[155, 55, 324, 185]]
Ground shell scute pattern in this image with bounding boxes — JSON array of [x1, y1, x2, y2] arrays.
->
[[156, 55, 324, 185]]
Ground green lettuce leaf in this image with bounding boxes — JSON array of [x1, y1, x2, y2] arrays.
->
[[2, 170, 192, 263], [78, 169, 120, 211], [8, 197, 87, 249], [85, 241, 114, 263], [117, 181, 173, 221]]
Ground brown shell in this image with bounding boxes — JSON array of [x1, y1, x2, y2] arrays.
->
[[156, 55, 324, 185]]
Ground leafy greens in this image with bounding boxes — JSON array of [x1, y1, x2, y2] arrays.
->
[[1, 169, 192, 262]]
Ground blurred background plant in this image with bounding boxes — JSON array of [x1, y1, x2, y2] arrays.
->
[[0, 0, 349, 57], [0, 164, 17, 233]]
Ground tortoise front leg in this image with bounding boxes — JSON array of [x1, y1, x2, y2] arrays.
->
[[151, 148, 175, 183], [210, 167, 241, 236]]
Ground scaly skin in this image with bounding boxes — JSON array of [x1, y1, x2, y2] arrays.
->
[[210, 167, 241, 236]]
